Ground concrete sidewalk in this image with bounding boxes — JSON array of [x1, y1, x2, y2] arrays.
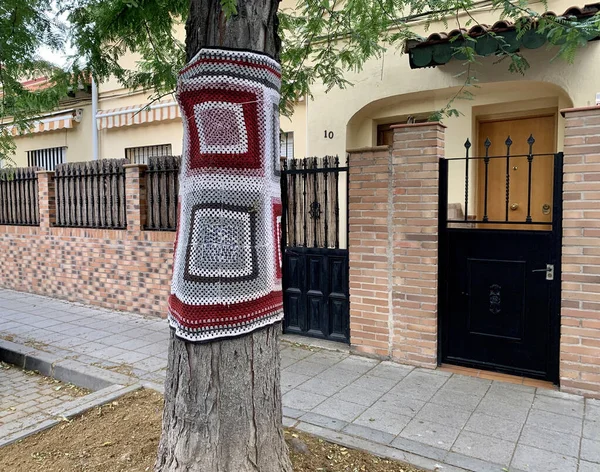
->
[[0, 288, 598, 472]]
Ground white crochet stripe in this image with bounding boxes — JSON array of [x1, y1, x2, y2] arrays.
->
[[168, 310, 284, 343]]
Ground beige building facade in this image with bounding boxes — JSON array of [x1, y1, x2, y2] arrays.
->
[[3, 0, 600, 394], [6, 1, 598, 188]]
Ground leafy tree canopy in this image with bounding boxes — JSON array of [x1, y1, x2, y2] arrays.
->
[[0, 0, 599, 161]]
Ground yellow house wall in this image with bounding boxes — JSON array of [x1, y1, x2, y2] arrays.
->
[[293, 0, 596, 153], [280, 0, 597, 213], [11, 103, 94, 167], [7, 0, 597, 220], [281, 100, 307, 159], [99, 120, 184, 159]]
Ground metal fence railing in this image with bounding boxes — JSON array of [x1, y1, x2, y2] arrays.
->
[[0, 167, 40, 226], [55, 159, 127, 229], [282, 156, 348, 249]]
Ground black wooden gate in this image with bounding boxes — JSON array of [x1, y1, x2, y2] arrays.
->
[[281, 157, 349, 343], [439, 137, 563, 382]]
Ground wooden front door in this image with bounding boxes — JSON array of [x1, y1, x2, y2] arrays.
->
[[476, 115, 556, 227]]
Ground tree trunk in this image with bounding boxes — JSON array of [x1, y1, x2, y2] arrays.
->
[[155, 1, 291, 471]]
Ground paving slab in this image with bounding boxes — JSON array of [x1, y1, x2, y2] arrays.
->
[[341, 423, 396, 444], [353, 405, 413, 435], [282, 388, 327, 411], [299, 412, 348, 431], [519, 424, 581, 457], [583, 418, 600, 439], [526, 408, 583, 436], [463, 411, 524, 442], [580, 437, 600, 463], [399, 418, 462, 450], [451, 430, 515, 465], [311, 397, 368, 422], [373, 391, 426, 418], [331, 384, 386, 407], [415, 402, 472, 428], [511, 444, 579, 472], [1, 288, 598, 472], [348, 372, 400, 392], [579, 460, 600, 472], [532, 394, 585, 417]]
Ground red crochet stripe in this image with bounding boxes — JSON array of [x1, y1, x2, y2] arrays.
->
[[182, 57, 281, 79], [168, 292, 283, 329], [178, 88, 262, 171]]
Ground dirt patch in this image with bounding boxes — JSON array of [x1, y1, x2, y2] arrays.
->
[[286, 430, 426, 472], [24, 339, 52, 353], [0, 389, 162, 472], [91, 362, 135, 377], [36, 373, 90, 398], [0, 389, 426, 472]]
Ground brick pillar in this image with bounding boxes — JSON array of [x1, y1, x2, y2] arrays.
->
[[390, 123, 445, 368], [124, 164, 148, 232], [347, 146, 393, 358], [36, 171, 55, 230], [561, 106, 600, 398]]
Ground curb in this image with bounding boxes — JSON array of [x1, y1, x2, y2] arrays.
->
[[0, 340, 143, 447], [0, 339, 136, 391], [0, 384, 142, 448]]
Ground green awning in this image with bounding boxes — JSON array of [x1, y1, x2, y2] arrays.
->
[[406, 5, 600, 69]]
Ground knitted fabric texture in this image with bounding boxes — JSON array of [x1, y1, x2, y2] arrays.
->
[[168, 48, 283, 342]]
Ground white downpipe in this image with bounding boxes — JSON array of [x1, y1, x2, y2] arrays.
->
[[91, 78, 99, 161]]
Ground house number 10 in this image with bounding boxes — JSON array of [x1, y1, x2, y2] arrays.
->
[[324, 130, 334, 139]]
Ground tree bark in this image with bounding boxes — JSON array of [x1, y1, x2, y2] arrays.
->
[[185, 0, 281, 62], [156, 325, 291, 471], [155, 1, 291, 471]]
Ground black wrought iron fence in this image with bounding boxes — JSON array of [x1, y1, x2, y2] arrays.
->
[[442, 135, 561, 228], [282, 156, 348, 249], [55, 159, 127, 228], [0, 167, 40, 226], [145, 155, 180, 231]]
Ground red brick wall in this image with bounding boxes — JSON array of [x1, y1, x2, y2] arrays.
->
[[347, 147, 393, 358], [347, 124, 444, 364], [0, 166, 174, 318], [390, 123, 444, 368], [561, 106, 600, 398]]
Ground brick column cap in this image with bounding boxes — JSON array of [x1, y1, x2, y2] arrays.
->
[[390, 122, 446, 130], [346, 145, 390, 153], [560, 105, 600, 117], [36, 170, 55, 176], [123, 163, 149, 171]]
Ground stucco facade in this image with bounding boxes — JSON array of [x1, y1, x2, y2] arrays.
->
[[8, 1, 598, 185]]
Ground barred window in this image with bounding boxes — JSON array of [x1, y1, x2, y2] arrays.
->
[[125, 144, 172, 165], [280, 132, 294, 159], [27, 146, 66, 171]]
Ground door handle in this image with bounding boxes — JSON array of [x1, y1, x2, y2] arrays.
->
[[532, 264, 554, 281]]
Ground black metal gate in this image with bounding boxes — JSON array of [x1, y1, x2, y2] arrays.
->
[[438, 137, 563, 382], [281, 157, 349, 343]]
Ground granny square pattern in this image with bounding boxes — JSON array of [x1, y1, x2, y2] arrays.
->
[[168, 48, 284, 342]]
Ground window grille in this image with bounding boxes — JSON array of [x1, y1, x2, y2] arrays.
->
[[125, 144, 172, 164], [27, 146, 66, 171], [280, 132, 294, 159]]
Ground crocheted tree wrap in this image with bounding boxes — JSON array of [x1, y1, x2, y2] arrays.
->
[[168, 48, 284, 342]]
